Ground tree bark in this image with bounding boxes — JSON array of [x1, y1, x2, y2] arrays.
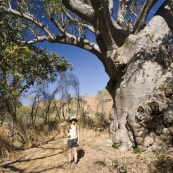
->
[[107, 14, 173, 152]]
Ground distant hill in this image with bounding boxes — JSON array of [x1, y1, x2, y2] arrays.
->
[[82, 95, 113, 118]]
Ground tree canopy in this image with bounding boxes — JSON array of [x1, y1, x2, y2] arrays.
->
[[0, 10, 72, 120], [0, 0, 172, 77]]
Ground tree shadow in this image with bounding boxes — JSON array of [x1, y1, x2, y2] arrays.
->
[[154, 153, 173, 173], [1, 152, 62, 173], [78, 148, 85, 162]]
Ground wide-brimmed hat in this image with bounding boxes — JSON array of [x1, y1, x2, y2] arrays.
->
[[69, 116, 78, 122]]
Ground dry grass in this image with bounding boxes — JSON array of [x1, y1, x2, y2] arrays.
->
[[1, 95, 172, 172], [0, 136, 14, 158], [1, 126, 172, 173], [0, 124, 15, 158]]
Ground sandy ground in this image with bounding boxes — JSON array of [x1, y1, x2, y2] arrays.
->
[[1, 130, 168, 173]]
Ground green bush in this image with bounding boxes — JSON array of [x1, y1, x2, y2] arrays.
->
[[66, 108, 75, 114], [133, 147, 143, 154], [95, 112, 109, 129], [16, 105, 31, 120], [97, 89, 110, 97], [79, 113, 94, 128]]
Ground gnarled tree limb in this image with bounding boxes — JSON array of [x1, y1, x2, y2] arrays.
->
[[62, 0, 95, 25], [101, 0, 129, 47]]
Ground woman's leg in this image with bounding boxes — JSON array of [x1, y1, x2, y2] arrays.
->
[[68, 148, 72, 162], [73, 147, 78, 163]]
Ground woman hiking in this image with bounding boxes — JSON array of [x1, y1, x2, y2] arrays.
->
[[66, 116, 80, 165]]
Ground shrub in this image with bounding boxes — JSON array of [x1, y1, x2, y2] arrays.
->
[[95, 112, 109, 129], [79, 113, 94, 128], [133, 147, 143, 154]]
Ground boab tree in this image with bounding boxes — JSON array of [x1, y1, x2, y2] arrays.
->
[[1, 0, 173, 152]]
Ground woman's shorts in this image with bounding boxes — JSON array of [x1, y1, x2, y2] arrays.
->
[[68, 138, 78, 148]]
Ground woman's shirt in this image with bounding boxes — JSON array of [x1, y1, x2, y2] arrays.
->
[[68, 125, 78, 139]]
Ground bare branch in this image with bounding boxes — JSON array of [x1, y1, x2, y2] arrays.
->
[[57, 34, 100, 54], [23, 36, 49, 44], [62, 5, 95, 33], [49, 14, 66, 34], [16, 0, 28, 13], [117, 0, 127, 29], [133, 0, 158, 34], [108, 0, 113, 15], [7, 0, 11, 8]]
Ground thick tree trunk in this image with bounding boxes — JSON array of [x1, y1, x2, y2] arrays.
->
[[107, 15, 173, 152]]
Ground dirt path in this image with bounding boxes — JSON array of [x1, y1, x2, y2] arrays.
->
[[0, 132, 169, 173]]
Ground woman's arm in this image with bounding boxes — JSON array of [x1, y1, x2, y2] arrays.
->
[[66, 126, 71, 137], [77, 126, 80, 145]]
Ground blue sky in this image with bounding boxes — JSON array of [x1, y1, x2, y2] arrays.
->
[[32, 0, 165, 97], [36, 42, 109, 96]]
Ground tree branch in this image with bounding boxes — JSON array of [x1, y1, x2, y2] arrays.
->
[[155, 1, 173, 32], [0, 6, 55, 40], [133, 0, 158, 34], [92, 0, 129, 48], [84, 0, 92, 6], [62, 5, 95, 33], [50, 14, 66, 35], [108, 0, 113, 16], [56, 34, 101, 55], [62, 0, 95, 25], [20, 81, 34, 94], [117, 0, 127, 29], [23, 36, 49, 44]]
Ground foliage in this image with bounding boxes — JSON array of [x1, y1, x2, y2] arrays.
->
[[0, 11, 72, 121], [133, 147, 143, 154], [16, 105, 31, 120], [79, 112, 109, 130], [95, 112, 105, 121], [97, 89, 110, 97], [95, 112, 109, 129], [0, 0, 151, 42], [66, 108, 75, 114], [79, 113, 94, 128]]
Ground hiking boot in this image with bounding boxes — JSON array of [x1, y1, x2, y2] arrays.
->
[[67, 160, 73, 166], [74, 161, 78, 165]]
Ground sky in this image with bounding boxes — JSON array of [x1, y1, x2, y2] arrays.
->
[[35, 42, 109, 96], [29, 0, 165, 98]]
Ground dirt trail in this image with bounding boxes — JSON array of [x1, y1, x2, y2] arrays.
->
[[0, 132, 166, 173]]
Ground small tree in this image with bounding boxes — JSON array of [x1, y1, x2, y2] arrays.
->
[[0, 12, 72, 122]]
